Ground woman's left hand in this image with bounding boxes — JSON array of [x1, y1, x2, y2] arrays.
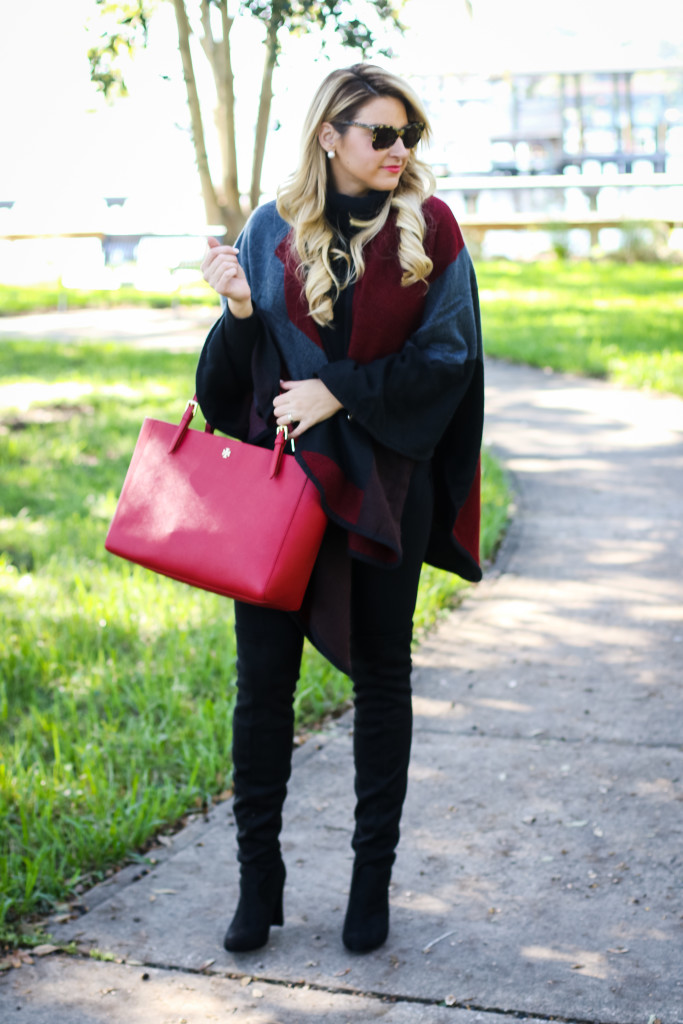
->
[[273, 379, 343, 439]]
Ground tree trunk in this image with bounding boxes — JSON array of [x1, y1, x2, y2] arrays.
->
[[249, 19, 279, 212], [171, 0, 225, 230], [198, 0, 243, 237], [218, 1, 241, 224]]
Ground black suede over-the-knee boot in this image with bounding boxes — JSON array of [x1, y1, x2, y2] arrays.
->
[[342, 640, 413, 953], [342, 460, 433, 954], [224, 602, 304, 953]]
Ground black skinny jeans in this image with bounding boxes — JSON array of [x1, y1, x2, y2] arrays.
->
[[231, 460, 434, 869]]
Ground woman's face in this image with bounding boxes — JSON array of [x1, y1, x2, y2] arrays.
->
[[320, 96, 414, 197]]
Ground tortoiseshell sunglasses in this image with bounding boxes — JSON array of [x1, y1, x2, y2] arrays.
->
[[333, 120, 425, 150]]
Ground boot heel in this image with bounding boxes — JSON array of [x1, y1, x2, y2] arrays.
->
[[224, 860, 286, 953], [342, 862, 391, 953], [271, 887, 284, 927]]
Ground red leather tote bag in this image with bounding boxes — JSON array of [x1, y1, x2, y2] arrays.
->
[[105, 399, 327, 611]]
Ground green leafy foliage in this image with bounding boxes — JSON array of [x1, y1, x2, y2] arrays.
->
[[88, 1, 154, 98], [241, 0, 404, 61]]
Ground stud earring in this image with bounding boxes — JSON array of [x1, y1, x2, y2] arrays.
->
[[327, 149, 336, 159]]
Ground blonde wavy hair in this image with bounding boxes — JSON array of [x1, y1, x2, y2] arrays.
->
[[276, 64, 436, 327]]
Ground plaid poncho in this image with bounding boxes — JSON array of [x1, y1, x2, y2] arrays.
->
[[196, 195, 483, 672]]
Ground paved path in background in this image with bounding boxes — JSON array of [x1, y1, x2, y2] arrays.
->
[[2, 311, 683, 1023], [0, 305, 220, 348]]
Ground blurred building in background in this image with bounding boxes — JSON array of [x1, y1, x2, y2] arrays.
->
[[416, 63, 683, 260], [421, 66, 683, 177]]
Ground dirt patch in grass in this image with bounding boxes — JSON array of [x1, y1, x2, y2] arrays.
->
[[0, 403, 95, 431]]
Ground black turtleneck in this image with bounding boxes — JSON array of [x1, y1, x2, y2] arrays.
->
[[319, 190, 391, 362], [326, 188, 391, 239]]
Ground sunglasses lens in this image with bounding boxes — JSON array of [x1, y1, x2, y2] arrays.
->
[[402, 125, 423, 148], [372, 127, 399, 150], [371, 124, 423, 150]]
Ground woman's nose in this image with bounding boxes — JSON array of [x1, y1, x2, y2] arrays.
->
[[388, 137, 408, 158]]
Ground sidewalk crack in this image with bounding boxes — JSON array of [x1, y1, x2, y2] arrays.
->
[[65, 948, 625, 1024]]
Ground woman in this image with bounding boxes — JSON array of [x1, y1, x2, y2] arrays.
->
[[196, 63, 483, 955]]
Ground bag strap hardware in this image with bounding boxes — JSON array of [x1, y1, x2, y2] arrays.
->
[[168, 398, 198, 454], [271, 425, 295, 477], [170, 398, 293, 465]]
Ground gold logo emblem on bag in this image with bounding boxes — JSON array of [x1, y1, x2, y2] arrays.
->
[[222, 447, 231, 459]]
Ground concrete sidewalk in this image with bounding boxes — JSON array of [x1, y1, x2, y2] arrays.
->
[[2, 314, 682, 1023], [0, 305, 219, 349]]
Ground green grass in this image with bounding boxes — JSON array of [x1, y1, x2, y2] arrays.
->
[[0, 340, 509, 946], [0, 280, 216, 316], [478, 261, 683, 397]]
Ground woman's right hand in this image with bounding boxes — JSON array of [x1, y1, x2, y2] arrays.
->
[[202, 237, 253, 317]]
